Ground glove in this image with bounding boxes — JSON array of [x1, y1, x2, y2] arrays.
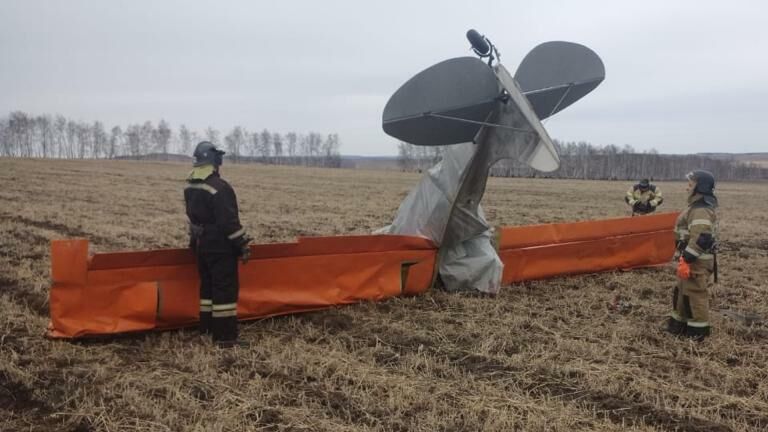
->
[[676, 256, 691, 279], [237, 235, 253, 264], [682, 249, 698, 263], [188, 223, 204, 252], [240, 244, 251, 264], [674, 240, 687, 258]]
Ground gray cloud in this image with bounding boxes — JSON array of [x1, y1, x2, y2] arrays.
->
[[1, 0, 766, 155]]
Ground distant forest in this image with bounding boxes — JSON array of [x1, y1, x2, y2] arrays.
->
[[2, 111, 766, 180], [0, 111, 342, 168], [397, 141, 768, 181]]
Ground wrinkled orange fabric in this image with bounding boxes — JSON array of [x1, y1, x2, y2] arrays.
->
[[498, 212, 677, 284], [48, 213, 677, 339], [498, 212, 678, 250], [49, 235, 437, 338]]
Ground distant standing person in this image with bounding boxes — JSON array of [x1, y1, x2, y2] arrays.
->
[[667, 170, 718, 341], [625, 178, 663, 215], [184, 141, 252, 348]]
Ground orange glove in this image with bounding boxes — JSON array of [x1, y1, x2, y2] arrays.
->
[[676, 256, 691, 279]]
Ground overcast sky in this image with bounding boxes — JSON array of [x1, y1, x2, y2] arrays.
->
[[1, 0, 766, 155]]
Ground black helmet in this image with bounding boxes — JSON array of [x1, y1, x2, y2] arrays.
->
[[192, 141, 225, 167], [638, 178, 650, 190], [686, 170, 715, 196]]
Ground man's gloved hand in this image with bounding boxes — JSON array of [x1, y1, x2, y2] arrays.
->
[[676, 256, 691, 279], [238, 235, 253, 264], [188, 223, 204, 252], [240, 245, 251, 264], [633, 201, 648, 213], [649, 200, 657, 208]]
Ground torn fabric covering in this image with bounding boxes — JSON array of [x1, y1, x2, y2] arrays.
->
[[380, 37, 605, 294], [438, 231, 502, 293], [378, 142, 503, 293], [378, 142, 475, 243], [382, 63, 558, 293]]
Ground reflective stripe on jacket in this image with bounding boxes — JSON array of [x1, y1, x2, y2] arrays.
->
[[184, 171, 247, 253]]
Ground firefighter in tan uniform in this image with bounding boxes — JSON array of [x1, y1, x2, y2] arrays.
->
[[667, 170, 718, 341], [625, 178, 663, 215], [185, 141, 252, 348]]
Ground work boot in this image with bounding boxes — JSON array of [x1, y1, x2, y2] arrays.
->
[[199, 313, 211, 335], [215, 339, 250, 349], [665, 317, 687, 336], [685, 325, 711, 342]]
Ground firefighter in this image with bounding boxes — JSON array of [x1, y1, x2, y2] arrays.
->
[[184, 141, 252, 348], [625, 178, 663, 215], [667, 170, 718, 341]]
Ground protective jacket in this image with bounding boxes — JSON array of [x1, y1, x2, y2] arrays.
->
[[669, 192, 718, 338], [184, 171, 248, 254], [625, 183, 663, 214], [674, 193, 717, 272]]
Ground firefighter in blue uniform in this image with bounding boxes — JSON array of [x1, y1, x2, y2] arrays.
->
[[184, 141, 252, 348]]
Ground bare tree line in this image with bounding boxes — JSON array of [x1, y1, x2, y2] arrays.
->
[[0, 111, 342, 168], [397, 141, 768, 181], [396, 142, 444, 172]]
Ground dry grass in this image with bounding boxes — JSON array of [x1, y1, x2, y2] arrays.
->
[[1, 158, 767, 432]]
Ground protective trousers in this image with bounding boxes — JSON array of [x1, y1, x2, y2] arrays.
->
[[196, 252, 239, 342], [671, 268, 712, 337]]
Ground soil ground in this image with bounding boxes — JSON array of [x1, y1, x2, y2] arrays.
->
[[1, 159, 766, 431]]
